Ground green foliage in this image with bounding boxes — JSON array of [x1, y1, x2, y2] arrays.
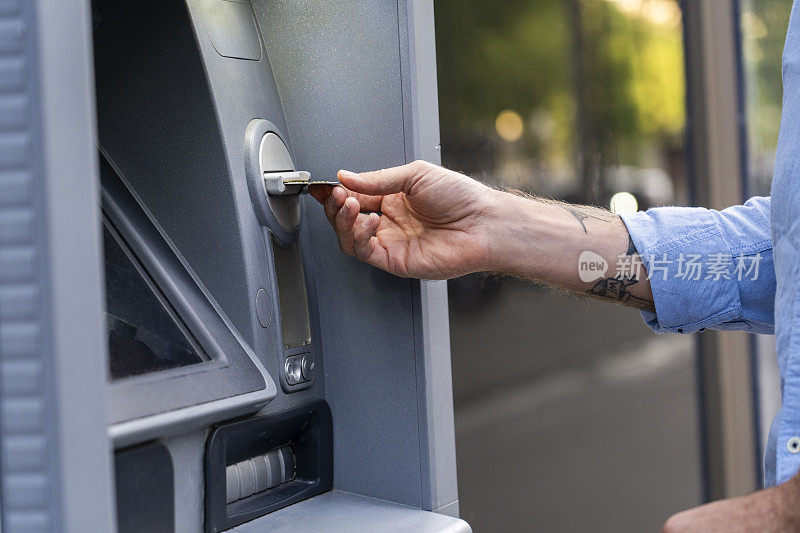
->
[[434, 0, 685, 170], [435, 0, 571, 128], [741, 0, 793, 153]]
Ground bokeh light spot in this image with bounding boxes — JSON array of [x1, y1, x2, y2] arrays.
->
[[495, 110, 525, 142], [609, 191, 639, 215]]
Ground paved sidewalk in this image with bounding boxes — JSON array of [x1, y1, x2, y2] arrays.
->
[[449, 281, 702, 531]]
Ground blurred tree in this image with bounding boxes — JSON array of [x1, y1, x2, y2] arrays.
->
[[435, 0, 573, 177], [741, 0, 792, 164], [434, 0, 685, 202]]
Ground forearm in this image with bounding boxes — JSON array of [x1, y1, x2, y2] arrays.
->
[[481, 189, 654, 312]]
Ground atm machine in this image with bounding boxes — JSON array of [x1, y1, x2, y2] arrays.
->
[[0, 1, 468, 531]]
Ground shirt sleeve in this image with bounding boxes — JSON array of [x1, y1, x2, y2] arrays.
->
[[619, 196, 775, 334]]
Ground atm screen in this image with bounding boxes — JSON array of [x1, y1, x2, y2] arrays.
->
[[272, 239, 312, 349], [103, 221, 205, 380]]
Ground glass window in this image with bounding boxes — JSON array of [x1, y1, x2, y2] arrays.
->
[[436, 1, 700, 530], [740, 0, 793, 197], [103, 221, 205, 380]]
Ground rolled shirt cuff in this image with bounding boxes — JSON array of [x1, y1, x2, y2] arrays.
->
[[620, 207, 747, 334]]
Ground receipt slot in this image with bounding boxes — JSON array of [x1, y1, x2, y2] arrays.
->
[[1, 1, 468, 532]]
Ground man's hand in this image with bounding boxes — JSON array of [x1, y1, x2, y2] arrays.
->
[[311, 160, 654, 310], [309, 160, 495, 279], [662, 472, 800, 532]]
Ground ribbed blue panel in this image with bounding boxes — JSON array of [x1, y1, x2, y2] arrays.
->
[[0, 0, 58, 530]]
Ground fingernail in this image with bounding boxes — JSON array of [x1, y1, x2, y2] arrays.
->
[[364, 213, 379, 227], [338, 170, 358, 178]]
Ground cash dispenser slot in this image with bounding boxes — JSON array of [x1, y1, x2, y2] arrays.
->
[[225, 445, 295, 504], [204, 400, 333, 532]]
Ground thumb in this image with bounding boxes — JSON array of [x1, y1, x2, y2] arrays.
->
[[338, 161, 427, 196]]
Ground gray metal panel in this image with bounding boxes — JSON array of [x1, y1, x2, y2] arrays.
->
[[252, 1, 424, 507], [164, 431, 207, 533], [181, 0, 328, 418], [253, 1, 460, 512], [0, 0, 115, 531], [109, 386, 271, 449], [399, 0, 443, 165], [435, 500, 461, 519], [399, 0, 460, 514], [251, 1, 409, 174], [93, 0, 254, 344], [204, 0, 262, 61], [414, 279, 459, 513], [100, 159, 271, 423], [228, 491, 472, 533], [94, 0, 325, 427]]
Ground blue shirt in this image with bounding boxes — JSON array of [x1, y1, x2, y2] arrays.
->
[[619, 1, 800, 487]]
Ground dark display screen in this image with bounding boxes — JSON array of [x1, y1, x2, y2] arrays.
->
[[103, 222, 205, 379]]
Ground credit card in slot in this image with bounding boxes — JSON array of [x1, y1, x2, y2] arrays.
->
[[284, 177, 341, 187]]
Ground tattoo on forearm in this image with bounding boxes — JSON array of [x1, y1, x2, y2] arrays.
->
[[585, 236, 653, 311], [509, 193, 615, 235], [587, 275, 655, 311], [560, 205, 613, 234]]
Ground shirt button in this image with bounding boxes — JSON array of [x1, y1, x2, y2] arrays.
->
[[787, 437, 800, 454]]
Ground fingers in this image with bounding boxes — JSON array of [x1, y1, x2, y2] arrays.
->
[[344, 190, 383, 212], [322, 185, 382, 225], [353, 213, 390, 271], [315, 160, 432, 211], [338, 160, 429, 196], [330, 199, 391, 272], [320, 188, 393, 272], [323, 186, 346, 226], [334, 196, 360, 255], [307, 184, 333, 204], [310, 184, 381, 211], [353, 213, 378, 260]]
